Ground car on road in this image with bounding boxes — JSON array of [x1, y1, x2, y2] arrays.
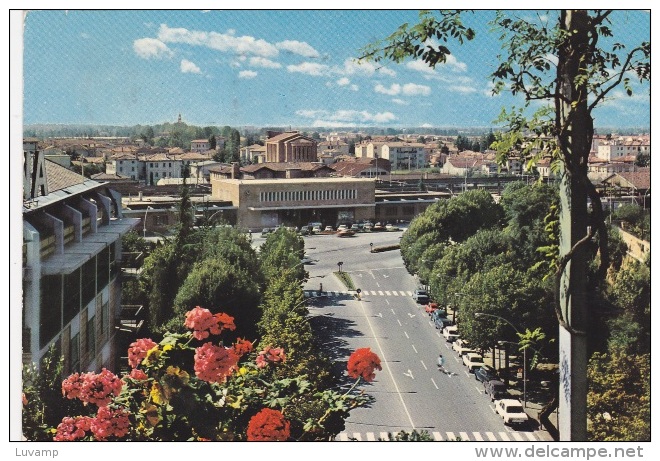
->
[[475, 365, 498, 384], [337, 224, 348, 231], [324, 226, 334, 232], [462, 352, 485, 373], [385, 223, 400, 231], [452, 339, 476, 356], [351, 224, 360, 232], [311, 225, 322, 234], [495, 399, 529, 426], [337, 229, 355, 237], [300, 256, 316, 265], [412, 289, 429, 304], [443, 325, 460, 342], [484, 380, 508, 402]]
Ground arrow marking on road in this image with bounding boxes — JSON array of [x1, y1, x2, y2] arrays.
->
[[355, 273, 363, 277], [382, 274, 389, 278], [403, 370, 414, 379], [408, 313, 415, 318], [377, 313, 383, 318]]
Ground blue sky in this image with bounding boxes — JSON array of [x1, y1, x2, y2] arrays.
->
[[21, 9, 651, 130]]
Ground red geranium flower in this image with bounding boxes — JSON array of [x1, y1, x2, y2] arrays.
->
[[246, 408, 290, 441], [185, 307, 235, 340], [194, 342, 239, 383], [347, 348, 382, 382]]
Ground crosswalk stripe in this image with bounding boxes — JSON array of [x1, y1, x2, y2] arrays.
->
[[335, 430, 535, 441], [370, 290, 377, 295], [385, 291, 391, 296], [378, 290, 384, 295], [406, 291, 413, 296], [399, 291, 407, 296], [391, 291, 399, 296]]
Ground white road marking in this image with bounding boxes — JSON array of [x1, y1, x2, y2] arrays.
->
[[366, 432, 376, 441], [404, 331, 409, 339], [376, 283, 381, 288], [499, 432, 511, 441], [473, 432, 484, 441], [385, 291, 391, 296], [380, 432, 389, 441], [411, 344, 418, 354], [378, 290, 384, 295], [511, 432, 524, 441], [397, 319, 402, 326], [408, 313, 415, 318], [399, 291, 407, 296], [525, 432, 537, 441], [485, 432, 497, 441], [446, 431, 457, 441], [353, 433, 362, 441], [433, 432, 443, 441], [420, 360, 427, 370], [391, 308, 396, 315], [391, 291, 399, 296], [403, 369, 414, 379], [356, 298, 417, 429], [385, 299, 390, 305], [459, 432, 470, 441], [431, 378, 439, 389]]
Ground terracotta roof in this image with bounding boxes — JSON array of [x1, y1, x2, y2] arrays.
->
[[45, 159, 87, 192], [266, 131, 301, 142], [90, 172, 133, 181], [241, 162, 332, 173], [616, 168, 651, 189]]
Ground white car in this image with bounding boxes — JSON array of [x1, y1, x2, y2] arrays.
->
[[495, 399, 529, 426], [442, 325, 459, 342], [462, 352, 485, 373], [452, 339, 476, 356], [337, 224, 348, 231], [324, 226, 334, 232]]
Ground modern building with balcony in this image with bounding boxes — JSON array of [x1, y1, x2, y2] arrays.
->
[[22, 140, 139, 373]]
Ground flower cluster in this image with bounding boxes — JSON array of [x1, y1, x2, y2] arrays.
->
[[255, 346, 286, 369], [62, 369, 123, 407], [54, 416, 92, 441], [193, 342, 239, 383], [246, 408, 290, 441], [184, 306, 236, 340], [233, 338, 254, 357], [346, 347, 382, 382], [89, 406, 131, 441], [128, 368, 148, 381], [127, 338, 158, 369]]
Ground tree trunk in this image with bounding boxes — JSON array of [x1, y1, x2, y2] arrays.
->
[[556, 9, 591, 441]]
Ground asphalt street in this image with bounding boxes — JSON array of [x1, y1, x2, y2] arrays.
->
[[294, 230, 547, 442]]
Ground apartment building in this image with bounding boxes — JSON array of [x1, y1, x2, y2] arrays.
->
[[23, 140, 139, 373]]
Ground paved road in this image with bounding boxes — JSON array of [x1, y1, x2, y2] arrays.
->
[[300, 231, 546, 441]]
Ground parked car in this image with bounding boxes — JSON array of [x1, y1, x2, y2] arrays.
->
[[475, 365, 498, 384], [452, 339, 476, 356], [495, 399, 529, 426], [433, 314, 452, 330], [337, 229, 355, 237], [324, 226, 334, 232], [462, 352, 485, 373], [412, 289, 429, 304], [311, 225, 321, 234], [484, 380, 508, 401], [351, 224, 360, 232], [299, 226, 310, 236], [261, 228, 271, 237], [443, 325, 460, 342], [337, 224, 348, 231], [385, 223, 400, 231]]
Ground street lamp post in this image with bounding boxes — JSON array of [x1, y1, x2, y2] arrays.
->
[[143, 206, 153, 238], [475, 312, 527, 408]]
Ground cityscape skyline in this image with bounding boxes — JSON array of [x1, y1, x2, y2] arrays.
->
[[19, 10, 651, 130]]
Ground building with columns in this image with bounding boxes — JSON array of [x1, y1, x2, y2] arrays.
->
[[264, 131, 318, 163]]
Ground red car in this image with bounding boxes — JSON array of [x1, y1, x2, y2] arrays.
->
[[425, 303, 439, 314]]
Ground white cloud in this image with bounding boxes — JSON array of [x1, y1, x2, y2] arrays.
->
[[337, 77, 351, 86], [406, 60, 438, 75], [133, 38, 174, 59], [340, 58, 396, 77], [180, 59, 202, 74], [81, 32, 90, 40], [157, 24, 279, 58], [449, 85, 477, 94], [402, 83, 431, 96], [249, 57, 281, 69], [350, 84, 359, 91], [445, 54, 467, 72], [421, 123, 434, 128], [287, 62, 330, 76], [392, 98, 409, 105], [239, 70, 258, 79], [374, 83, 401, 96], [276, 40, 320, 58], [296, 109, 397, 125]]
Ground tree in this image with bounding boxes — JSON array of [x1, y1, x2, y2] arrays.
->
[[360, 9, 649, 440]]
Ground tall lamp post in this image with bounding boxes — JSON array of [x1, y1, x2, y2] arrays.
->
[[475, 312, 527, 408], [143, 206, 153, 238]]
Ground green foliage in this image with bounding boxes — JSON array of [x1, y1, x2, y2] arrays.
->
[[22, 346, 85, 441], [172, 257, 262, 341], [140, 243, 180, 330], [587, 350, 650, 441], [259, 227, 306, 283], [333, 271, 356, 291], [383, 430, 435, 441]]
